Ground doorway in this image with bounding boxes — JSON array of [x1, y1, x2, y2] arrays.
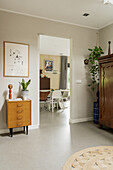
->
[[39, 35, 71, 125]]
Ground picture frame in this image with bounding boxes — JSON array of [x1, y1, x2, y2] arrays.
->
[[45, 60, 53, 72], [4, 41, 29, 77]]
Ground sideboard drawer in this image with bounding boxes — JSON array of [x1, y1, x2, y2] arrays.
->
[[8, 120, 31, 128], [8, 102, 24, 113]]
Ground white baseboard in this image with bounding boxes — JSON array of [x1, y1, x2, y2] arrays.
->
[[0, 128, 9, 134], [29, 124, 39, 130], [0, 124, 39, 134], [69, 117, 93, 124]]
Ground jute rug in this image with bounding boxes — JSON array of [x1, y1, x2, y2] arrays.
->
[[63, 146, 113, 170]]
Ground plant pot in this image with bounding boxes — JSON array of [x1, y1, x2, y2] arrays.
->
[[93, 102, 99, 124], [21, 90, 29, 100]]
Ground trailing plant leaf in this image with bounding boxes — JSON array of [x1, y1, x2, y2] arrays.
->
[[88, 46, 104, 91]]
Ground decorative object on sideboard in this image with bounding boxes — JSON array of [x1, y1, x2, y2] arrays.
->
[[8, 84, 13, 99], [4, 41, 29, 77], [53, 70, 58, 74], [40, 69, 43, 78], [19, 79, 31, 100], [67, 63, 70, 67], [108, 41, 111, 55]]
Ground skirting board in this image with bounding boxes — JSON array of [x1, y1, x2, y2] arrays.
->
[[69, 117, 93, 124], [0, 124, 39, 134]]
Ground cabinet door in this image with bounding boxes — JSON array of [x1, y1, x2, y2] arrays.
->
[[100, 62, 113, 126], [40, 78, 50, 90]]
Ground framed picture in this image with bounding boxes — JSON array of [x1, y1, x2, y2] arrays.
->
[[45, 60, 53, 72], [4, 41, 29, 77]]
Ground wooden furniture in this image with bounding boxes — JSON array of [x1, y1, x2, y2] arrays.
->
[[40, 77, 50, 101], [7, 99, 31, 137], [40, 77, 50, 90], [98, 54, 113, 129], [40, 90, 50, 101]]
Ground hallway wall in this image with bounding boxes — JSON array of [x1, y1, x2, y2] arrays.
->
[[0, 10, 98, 130]]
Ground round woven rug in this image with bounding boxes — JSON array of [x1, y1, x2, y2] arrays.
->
[[63, 146, 113, 170]]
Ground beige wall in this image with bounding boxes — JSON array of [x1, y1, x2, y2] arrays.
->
[[99, 24, 113, 55], [40, 54, 61, 89], [0, 10, 98, 131]]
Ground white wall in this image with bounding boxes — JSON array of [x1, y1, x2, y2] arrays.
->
[[0, 11, 98, 131], [99, 24, 113, 55], [40, 35, 70, 56]]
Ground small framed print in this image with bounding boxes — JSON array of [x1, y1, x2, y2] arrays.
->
[[4, 41, 29, 77], [45, 60, 53, 72]]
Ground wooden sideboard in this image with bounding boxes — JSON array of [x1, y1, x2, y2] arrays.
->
[[7, 99, 31, 137], [98, 54, 113, 129]]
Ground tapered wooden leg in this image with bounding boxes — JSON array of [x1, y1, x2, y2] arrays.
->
[[26, 126, 28, 135], [23, 126, 25, 134], [10, 128, 13, 137]]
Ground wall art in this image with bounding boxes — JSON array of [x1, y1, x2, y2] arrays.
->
[[4, 41, 29, 77]]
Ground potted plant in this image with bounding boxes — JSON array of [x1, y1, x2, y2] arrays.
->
[[88, 46, 104, 124], [88, 46, 104, 91], [19, 79, 31, 100]]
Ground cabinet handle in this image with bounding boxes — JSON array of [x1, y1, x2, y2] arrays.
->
[[17, 122, 23, 126], [17, 110, 23, 113], [17, 104, 23, 107], [17, 116, 23, 120]]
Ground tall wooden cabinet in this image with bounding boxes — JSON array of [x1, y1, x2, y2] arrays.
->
[[98, 54, 113, 128]]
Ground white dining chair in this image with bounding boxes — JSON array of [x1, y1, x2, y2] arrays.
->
[[48, 90, 64, 112], [62, 91, 70, 101], [40, 90, 50, 110]]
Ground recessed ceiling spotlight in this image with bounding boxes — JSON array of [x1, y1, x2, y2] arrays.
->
[[83, 13, 90, 17], [104, 0, 113, 4]]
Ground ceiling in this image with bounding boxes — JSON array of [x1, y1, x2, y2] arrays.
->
[[0, 0, 113, 29]]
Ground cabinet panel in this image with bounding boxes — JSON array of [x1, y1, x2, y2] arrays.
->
[[40, 77, 50, 90], [99, 54, 113, 128]]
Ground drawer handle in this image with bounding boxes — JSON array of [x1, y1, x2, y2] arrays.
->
[[17, 110, 23, 113], [17, 116, 23, 120], [17, 104, 23, 107], [17, 122, 23, 126]]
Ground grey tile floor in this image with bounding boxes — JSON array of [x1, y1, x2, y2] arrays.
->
[[0, 101, 113, 170]]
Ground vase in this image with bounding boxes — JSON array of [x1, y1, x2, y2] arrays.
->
[[21, 90, 29, 100]]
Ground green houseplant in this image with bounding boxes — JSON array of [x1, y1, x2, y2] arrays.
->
[[19, 79, 31, 100], [88, 46, 104, 91], [88, 46, 104, 124]]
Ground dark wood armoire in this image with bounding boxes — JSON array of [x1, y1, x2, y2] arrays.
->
[[98, 54, 113, 128]]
